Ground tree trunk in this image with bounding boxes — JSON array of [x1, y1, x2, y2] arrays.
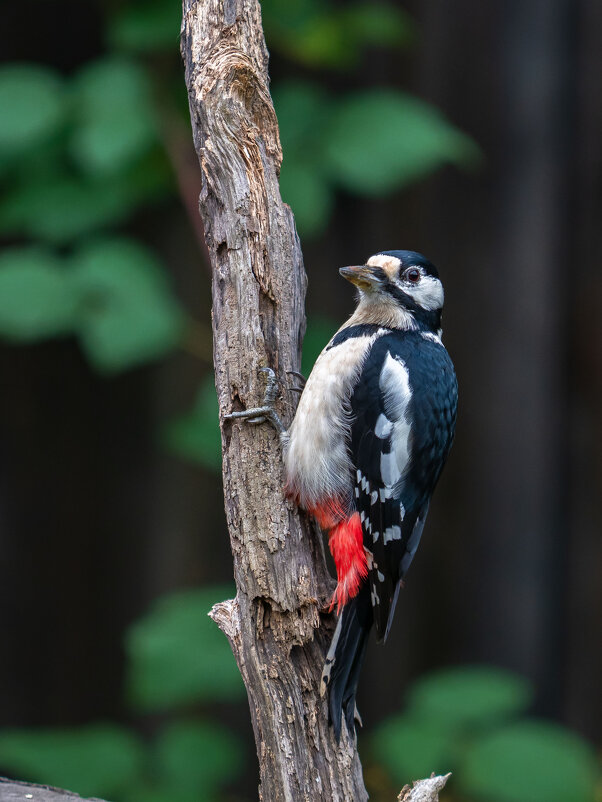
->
[[180, 1, 368, 799], [180, 2, 449, 800]]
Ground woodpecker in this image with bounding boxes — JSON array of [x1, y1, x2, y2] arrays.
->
[[227, 250, 457, 742]]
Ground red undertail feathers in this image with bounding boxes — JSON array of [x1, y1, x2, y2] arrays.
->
[[328, 512, 368, 612]]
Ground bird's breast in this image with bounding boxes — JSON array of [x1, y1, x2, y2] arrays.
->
[[284, 329, 384, 511]]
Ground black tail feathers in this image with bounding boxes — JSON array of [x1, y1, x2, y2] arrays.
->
[[320, 585, 373, 742]]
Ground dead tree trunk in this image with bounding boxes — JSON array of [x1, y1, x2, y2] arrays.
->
[[180, 2, 449, 800], [180, 1, 367, 799]]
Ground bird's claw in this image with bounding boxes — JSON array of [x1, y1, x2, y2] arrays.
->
[[224, 367, 285, 434], [286, 370, 306, 391]]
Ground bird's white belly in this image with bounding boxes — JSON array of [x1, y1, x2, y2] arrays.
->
[[285, 331, 383, 507]]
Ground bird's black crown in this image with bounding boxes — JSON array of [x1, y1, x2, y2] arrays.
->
[[376, 250, 439, 279]]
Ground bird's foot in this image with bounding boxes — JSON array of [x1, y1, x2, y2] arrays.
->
[[286, 370, 306, 393], [224, 367, 286, 435]]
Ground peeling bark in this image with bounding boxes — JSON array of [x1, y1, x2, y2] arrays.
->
[[181, 1, 367, 799], [398, 774, 451, 801], [0, 778, 104, 802]]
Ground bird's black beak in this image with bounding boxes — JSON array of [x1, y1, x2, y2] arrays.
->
[[339, 265, 384, 290]]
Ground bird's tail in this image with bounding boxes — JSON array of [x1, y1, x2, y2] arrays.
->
[[320, 583, 373, 741]]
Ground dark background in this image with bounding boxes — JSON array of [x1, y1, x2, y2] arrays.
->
[[0, 0, 600, 794]]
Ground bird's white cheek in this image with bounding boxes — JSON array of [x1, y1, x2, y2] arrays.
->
[[409, 276, 444, 311]]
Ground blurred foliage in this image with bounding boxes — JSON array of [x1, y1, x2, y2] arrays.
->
[[0, 239, 183, 372], [0, 65, 67, 154], [369, 665, 599, 802], [261, 0, 414, 70], [0, 724, 145, 800], [126, 586, 245, 710], [1, 647, 598, 801], [162, 376, 223, 471], [0, 585, 246, 802], [275, 83, 479, 235], [0, 0, 478, 379]]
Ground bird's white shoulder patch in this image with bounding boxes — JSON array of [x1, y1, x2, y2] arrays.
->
[[378, 352, 413, 489], [421, 331, 443, 344]]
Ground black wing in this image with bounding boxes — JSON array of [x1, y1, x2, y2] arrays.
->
[[350, 332, 457, 642]]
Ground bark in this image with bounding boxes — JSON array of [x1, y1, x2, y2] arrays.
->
[[398, 774, 451, 802], [0, 778, 104, 801], [180, 1, 448, 800], [180, 1, 367, 799], [0, 775, 450, 802]]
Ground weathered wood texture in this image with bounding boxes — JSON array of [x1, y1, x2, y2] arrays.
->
[[398, 774, 451, 802], [0, 778, 104, 802], [180, 0, 369, 799], [0, 775, 450, 802]]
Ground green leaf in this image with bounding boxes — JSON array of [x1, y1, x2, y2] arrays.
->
[[107, 0, 182, 53], [0, 175, 134, 243], [279, 159, 333, 237], [0, 723, 145, 799], [406, 665, 533, 730], [458, 720, 599, 802], [264, 3, 412, 69], [273, 82, 334, 236], [125, 586, 245, 711], [71, 57, 158, 174], [324, 90, 480, 195], [340, 4, 414, 49], [72, 238, 184, 373], [0, 64, 66, 153], [277, 12, 356, 69], [0, 248, 78, 341], [155, 720, 244, 795], [163, 376, 222, 472], [371, 714, 457, 786], [273, 80, 332, 157]]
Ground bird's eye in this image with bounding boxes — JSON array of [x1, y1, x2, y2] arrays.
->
[[404, 267, 421, 283]]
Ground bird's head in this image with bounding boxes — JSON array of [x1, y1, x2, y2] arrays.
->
[[340, 250, 444, 333]]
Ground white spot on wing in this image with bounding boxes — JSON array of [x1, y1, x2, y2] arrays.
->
[[380, 451, 401, 486], [384, 525, 402, 543], [378, 353, 413, 489], [375, 413, 393, 438], [379, 353, 411, 420]]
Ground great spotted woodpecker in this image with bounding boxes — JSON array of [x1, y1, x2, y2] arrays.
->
[[226, 250, 457, 741]]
